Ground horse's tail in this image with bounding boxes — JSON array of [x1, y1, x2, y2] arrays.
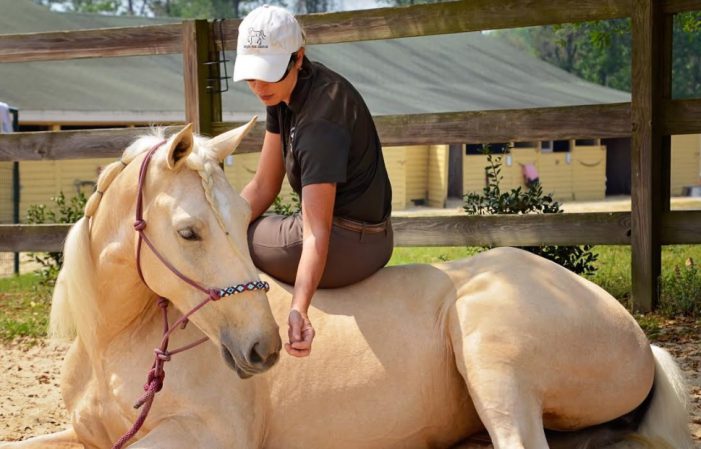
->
[[629, 344, 694, 449], [49, 217, 92, 340], [545, 344, 693, 449]]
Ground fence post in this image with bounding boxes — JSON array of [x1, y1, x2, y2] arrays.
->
[[182, 20, 222, 136], [630, 0, 668, 312]]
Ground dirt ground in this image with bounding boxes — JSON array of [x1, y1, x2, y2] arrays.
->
[[0, 319, 699, 446]]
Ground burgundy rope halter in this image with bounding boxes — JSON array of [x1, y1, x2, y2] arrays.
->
[[112, 141, 269, 449]]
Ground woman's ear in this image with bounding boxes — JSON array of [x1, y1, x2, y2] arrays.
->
[[166, 123, 194, 170], [295, 47, 305, 70]]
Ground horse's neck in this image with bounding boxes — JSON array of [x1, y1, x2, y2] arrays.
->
[[88, 207, 161, 345], [95, 263, 160, 341]]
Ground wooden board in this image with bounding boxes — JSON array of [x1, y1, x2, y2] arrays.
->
[[4, 211, 700, 252], [0, 126, 183, 162], [0, 0, 633, 63], [0, 23, 182, 63], [630, 0, 665, 312]]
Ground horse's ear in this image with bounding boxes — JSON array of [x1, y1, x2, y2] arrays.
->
[[166, 123, 194, 170], [206, 116, 258, 162]]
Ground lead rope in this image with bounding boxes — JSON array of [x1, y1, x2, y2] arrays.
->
[[112, 142, 269, 449]]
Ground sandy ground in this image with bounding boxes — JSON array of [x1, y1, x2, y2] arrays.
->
[[0, 321, 699, 446]]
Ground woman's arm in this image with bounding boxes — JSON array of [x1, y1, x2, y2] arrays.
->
[[286, 182, 336, 357], [240, 131, 285, 222]]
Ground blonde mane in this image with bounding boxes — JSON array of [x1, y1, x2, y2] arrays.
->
[[49, 129, 238, 342]]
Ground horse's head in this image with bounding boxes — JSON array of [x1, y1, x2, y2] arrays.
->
[[86, 118, 280, 379]]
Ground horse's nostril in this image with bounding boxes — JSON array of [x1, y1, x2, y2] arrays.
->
[[249, 340, 281, 368], [249, 342, 264, 365]]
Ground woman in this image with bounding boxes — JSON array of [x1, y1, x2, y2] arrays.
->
[[234, 5, 393, 358]]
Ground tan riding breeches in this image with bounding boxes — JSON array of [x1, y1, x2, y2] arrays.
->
[[247, 214, 393, 288]]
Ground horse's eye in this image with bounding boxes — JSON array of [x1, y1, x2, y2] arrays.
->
[[178, 227, 200, 241]]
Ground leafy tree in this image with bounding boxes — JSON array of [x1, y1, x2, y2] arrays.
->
[[297, 0, 335, 13], [34, 0, 341, 17], [378, 0, 443, 5], [493, 12, 701, 99]]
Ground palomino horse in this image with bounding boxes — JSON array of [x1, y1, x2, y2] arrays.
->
[[1, 120, 693, 449]]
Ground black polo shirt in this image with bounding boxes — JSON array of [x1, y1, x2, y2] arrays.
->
[[266, 56, 392, 224]]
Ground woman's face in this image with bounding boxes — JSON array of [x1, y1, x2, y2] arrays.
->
[[246, 48, 305, 106]]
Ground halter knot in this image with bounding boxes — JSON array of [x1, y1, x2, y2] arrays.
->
[[143, 367, 165, 394], [154, 348, 171, 362], [133, 219, 146, 231], [208, 288, 222, 301], [157, 297, 168, 309]]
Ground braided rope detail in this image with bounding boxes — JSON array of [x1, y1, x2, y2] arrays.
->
[[218, 281, 270, 299]]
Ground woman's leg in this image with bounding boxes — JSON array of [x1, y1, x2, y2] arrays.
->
[[247, 214, 303, 285], [319, 221, 393, 288], [248, 214, 393, 288]]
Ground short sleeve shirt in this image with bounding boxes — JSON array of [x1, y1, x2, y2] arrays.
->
[[266, 57, 392, 224]]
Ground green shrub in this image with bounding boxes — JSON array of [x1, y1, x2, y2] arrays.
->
[[660, 257, 701, 317], [26, 192, 86, 286], [463, 147, 598, 276], [271, 192, 301, 217]]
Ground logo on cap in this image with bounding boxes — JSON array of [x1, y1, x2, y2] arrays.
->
[[245, 28, 268, 48]]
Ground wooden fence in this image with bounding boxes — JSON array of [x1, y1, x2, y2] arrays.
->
[[1, 0, 700, 311]]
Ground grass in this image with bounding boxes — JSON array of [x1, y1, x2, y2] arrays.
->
[[1, 245, 699, 342], [0, 273, 52, 343], [388, 246, 483, 266]]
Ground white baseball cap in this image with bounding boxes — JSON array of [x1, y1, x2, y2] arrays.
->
[[233, 5, 305, 82]]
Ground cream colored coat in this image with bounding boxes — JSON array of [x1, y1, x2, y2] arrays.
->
[[0, 123, 692, 449]]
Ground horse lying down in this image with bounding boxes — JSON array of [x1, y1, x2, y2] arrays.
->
[[1, 120, 693, 449]]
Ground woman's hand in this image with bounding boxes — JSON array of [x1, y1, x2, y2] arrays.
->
[[285, 308, 315, 357]]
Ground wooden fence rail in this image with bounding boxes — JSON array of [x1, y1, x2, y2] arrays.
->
[[0, 0, 633, 63], [1, 0, 697, 64], [3, 211, 700, 252], [2, 99, 700, 162]]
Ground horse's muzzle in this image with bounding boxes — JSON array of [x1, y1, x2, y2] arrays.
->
[[220, 332, 281, 379]]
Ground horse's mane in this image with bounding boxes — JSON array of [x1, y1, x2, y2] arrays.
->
[[49, 128, 233, 341]]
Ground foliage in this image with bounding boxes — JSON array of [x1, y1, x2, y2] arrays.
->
[[378, 0, 444, 5], [463, 146, 598, 276], [493, 12, 701, 99], [26, 192, 87, 286], [660, 258, 701, 317], [0, 274, 52, 342], [634, 313, 663, 340], [271, 192, 301, 217], [32, 0, 339, 17]]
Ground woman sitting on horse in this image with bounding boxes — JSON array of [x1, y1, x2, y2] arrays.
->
[[233, 5, 393, 358]]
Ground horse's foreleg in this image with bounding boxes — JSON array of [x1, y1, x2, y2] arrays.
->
[[0, 429, 84, 449]]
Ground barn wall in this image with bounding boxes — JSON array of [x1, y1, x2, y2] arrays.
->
[[404, 146, 429, 206], [0, 162, 12, 223], [572, 145, 606, 201], [428, 145, 448, 208], [670, 134, 701, 196], [18, 158, 111, 221], [383, 147, 407, 210], [462, 145, 607, 202]]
